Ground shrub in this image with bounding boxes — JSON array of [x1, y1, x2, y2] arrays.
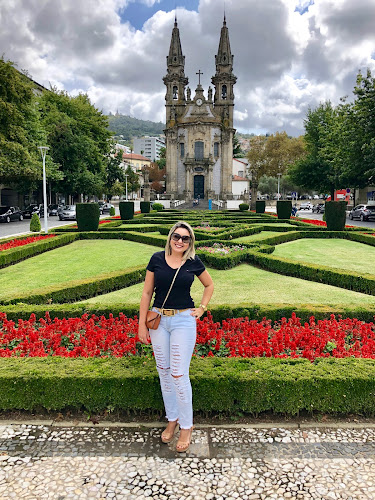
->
[[276, 200, 292, 220], [30, 213, 41, 232], [76, 203, 100, 231], [119, 201, 134, 220], [325, 201, 347, 231], [109, 206, 116, 216], [152, 203, 164, 212], [140, 201, 151, 213], [256, 200, 266, 213], [239, 203, 249, 211]]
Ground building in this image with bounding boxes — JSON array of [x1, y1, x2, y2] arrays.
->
[[163, 16, 236, 201], [232, 158, 249, 198], [121, 153, 151, 172], [133, 136, 165, 161]]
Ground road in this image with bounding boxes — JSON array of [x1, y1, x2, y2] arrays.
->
[[296, 209, 375, 230]]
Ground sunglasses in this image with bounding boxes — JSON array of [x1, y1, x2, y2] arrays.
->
[[171, 232, 191, 244]]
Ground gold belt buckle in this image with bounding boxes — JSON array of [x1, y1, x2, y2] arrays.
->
[[162, 309, 175, 316]]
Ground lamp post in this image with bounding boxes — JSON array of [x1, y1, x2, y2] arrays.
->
[[277, 172, 282, 201], [125, 174, 129, 201], [38, 146, 49, 234]]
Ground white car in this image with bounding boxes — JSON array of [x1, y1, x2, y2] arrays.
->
[[299, 202, 313, 210]]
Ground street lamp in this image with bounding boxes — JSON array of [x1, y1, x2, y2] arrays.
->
[[277, 172, 282, 201], [124, 174, 129, 201], [38, 146, 49, 234]]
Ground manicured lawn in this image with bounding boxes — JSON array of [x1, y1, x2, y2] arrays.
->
[[81, 263, 375, 308], [0, 240, 160, 300], [232, 231, 281, 242], [118, 224, 160, 228], [273, 239, 375, 275]]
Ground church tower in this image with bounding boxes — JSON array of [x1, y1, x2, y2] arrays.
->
[[163, 16, 236, 201]]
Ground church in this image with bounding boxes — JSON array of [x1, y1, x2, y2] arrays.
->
[[163, 17, 237, 202]]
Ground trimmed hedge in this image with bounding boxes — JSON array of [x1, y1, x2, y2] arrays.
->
[[140, 201, 151, 213], [119, 201, 134, 220], [30, 213, 41, 232], [0, 357, 374, 415], [256, 200, 266, 213], [239, 203, 249, 211], [277, 200, 292, 220], [0, 266, 147, 305], [325, 201, 347, 231], [76, 203, 100, 232], [152, 203, 164, 212], [0, 233, 77, 269]]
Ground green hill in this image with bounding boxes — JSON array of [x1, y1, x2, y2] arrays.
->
[[107, 114, 165, 141]]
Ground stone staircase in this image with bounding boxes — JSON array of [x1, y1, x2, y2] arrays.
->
[[175, 199, 220, 210]]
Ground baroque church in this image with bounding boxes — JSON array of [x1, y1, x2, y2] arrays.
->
[[163, 16, 237, 201]]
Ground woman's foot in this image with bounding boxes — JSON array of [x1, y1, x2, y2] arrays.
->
[[176, 427, 193, 453], [161, 420, 179, 443]]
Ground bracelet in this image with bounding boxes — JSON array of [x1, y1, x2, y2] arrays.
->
[[199, 304, 207, 312]]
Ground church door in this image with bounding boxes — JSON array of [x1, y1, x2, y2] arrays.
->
[[194, 175, 204, 199]]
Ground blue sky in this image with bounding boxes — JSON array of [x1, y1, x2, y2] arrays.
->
[[120, 0, 199, 30], [2, 0, 375, 136]]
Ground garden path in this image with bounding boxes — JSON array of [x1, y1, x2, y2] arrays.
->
[[0, 421, 374, 498]]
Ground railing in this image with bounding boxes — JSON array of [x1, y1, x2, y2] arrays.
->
[[212, 199, 224, 208], [171, 199, 185, 208]]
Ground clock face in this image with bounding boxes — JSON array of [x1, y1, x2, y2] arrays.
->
[[196, 98, 203, 106]]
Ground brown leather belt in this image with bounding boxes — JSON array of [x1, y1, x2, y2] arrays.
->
[[154, 308, 190, 316]]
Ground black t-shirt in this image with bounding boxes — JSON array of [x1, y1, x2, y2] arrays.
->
[[146, 251, 206, 309]]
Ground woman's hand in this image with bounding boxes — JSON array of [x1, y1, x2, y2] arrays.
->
[[138, 324, 151, 344], [190, 307, 205, 319]]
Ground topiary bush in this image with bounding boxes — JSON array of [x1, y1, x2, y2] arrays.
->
[[239, 203, 249, 211], [325, 201, 347, 230], [140, 201, 151, 213], [76, 203, 100, 231], [109, 206, 116, 216], [30, 213, 41, 232], [256, 200, 266, 213], [119, 201, 134, 220], [277, 200, 292, 220], [152, 203, 164, 212]]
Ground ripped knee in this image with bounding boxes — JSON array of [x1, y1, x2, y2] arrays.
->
[[172, 374, 183, 378]]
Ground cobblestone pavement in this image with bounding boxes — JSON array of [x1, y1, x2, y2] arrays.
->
[[0, 422, 374, 499]]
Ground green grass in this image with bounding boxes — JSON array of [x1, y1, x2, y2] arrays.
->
[[80, 263, 375, 308], [273, 239, 375, 275], [118, 224, 160, 229], [232, 231, 281, 242], [0, 240, 159, 300]]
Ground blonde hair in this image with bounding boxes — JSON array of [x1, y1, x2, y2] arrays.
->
[[165, 221, 196, 260]]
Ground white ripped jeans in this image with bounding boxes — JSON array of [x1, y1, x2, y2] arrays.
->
[[149, 308, 197, 429]]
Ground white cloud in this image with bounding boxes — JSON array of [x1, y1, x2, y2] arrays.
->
[[1, 0, 374, 135]]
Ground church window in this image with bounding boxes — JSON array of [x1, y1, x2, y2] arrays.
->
[[238, 170, 243, 177], [195, 141, 204, 160], [180, 143, 185, 158], [173, 86, 178, 99], [214, 142, 219, 157], [222, 85, 227, 99]]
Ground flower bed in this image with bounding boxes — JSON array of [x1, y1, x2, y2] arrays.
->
[[196, 242, 247, 254], [0, 234, 55, 252], [1, 312, 374, 361]]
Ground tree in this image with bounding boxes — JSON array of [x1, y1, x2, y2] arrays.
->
[[39, 89, 112, 200], [233, 134, 244, 158], [288, 102, 343, 199], [123, 165, 140, 196], [0, 58, 61, 192], [265, 132, 306, 176], [156, 147, 166, 169], [258, 175, 278, 196], [105, 147, 125, 199], [247, 135, 268, 209]]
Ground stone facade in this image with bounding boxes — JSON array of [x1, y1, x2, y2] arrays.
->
[[163, 17, 236, 201]]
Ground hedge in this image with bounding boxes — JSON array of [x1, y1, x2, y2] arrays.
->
[[119, 201, 134, 220], [325, 201, 347, 231], [256, 200, 266, 213], [277, 200, 292, 220], [140, 201, 151, 213], [0, 357, 374, 415], [76, 203, 100, 231], [0, 266, 147, 305], [0, 233, 77, 269]]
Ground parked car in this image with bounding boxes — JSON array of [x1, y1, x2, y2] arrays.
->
[[23, 204, 40, 218], [48, 204, 63, 216], [312, 203, 325, 214], [299, 202, 313, 210], [101, 203, 114, 214], [39, 205, 50, 217], [58, 205, 76, 221], [348, 204, 375, 221], [0, 206, 24, 223]]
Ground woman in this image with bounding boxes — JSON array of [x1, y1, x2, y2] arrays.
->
[[138, 221, 214, 452]]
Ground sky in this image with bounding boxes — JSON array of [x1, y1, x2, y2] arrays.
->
[[1, 0, 375, 136]]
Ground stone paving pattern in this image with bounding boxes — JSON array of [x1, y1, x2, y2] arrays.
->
[[0, 423, 374, 499]]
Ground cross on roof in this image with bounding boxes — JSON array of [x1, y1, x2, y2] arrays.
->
[[196, 69, 203, 85]]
